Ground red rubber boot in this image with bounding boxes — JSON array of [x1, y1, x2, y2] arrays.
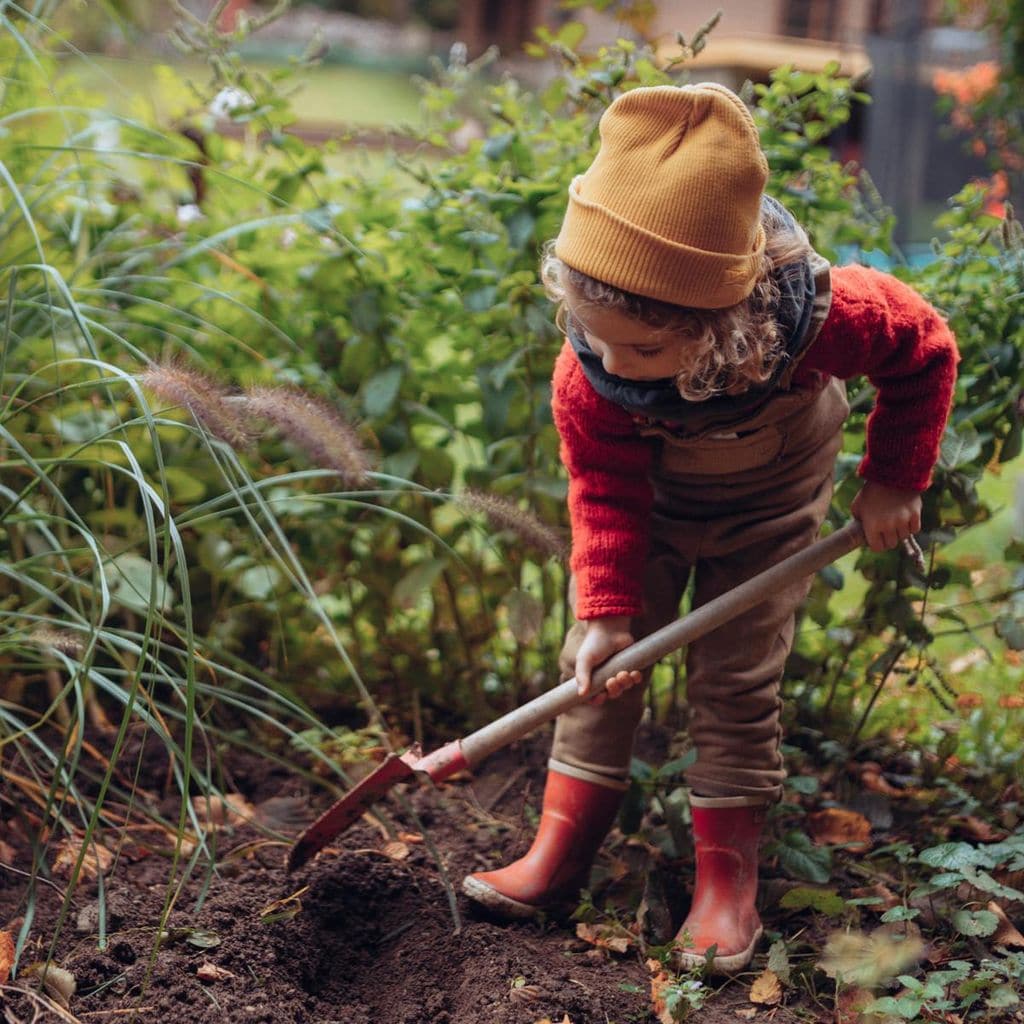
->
[[462, 768, 623, 918], [674, 796, 766, 974]]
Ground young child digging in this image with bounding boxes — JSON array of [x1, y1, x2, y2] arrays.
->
[[462, 83, 958, 973]]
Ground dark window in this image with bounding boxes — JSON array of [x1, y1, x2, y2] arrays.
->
[[783, 0, 840, 41]]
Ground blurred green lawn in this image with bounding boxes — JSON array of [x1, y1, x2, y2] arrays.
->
[[66, 55, 423, 128]]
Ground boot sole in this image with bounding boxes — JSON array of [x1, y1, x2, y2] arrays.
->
[[673, 926, 763, 975], [461, 875, 545, 919]]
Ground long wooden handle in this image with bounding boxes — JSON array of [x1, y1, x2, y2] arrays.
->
[[459, 520, 864, 769]]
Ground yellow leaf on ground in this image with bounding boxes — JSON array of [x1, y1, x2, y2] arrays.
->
[[807, 808, 872, 851], [749, 969, 782, 1005], [0, 931, 14, 984], [383, 841, 410, 860], [988, 902, 1024, 947]]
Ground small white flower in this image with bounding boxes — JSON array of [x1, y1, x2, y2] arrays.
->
[[176, 203, 204, 226], [91, 119, 121, 153], [209, 86, 254, 119], [280, 227, 298, 249]]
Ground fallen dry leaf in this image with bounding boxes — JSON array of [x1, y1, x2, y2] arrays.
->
[[383, 841, 410, 860], [849, 882, 900, 911], [834, 985, 874, 1024], [576, 921, 633, 954], [508, 984, 542, 1003], [988, 901, 1024, 947], [950, 815, 1005, 843], [860, 768, 910, 798], [647, 960, 675, 1024], [196, 961, 235, 982], [0, 839, 16, 864], [51, 836, 113, 883], [198, 793, 254, 829], [734, 1008, 757, 1020], [397, 831, 423, 844], [0, 931, 14, 984], [749, 969, 782, 1006], [808, 808, 872, 851]]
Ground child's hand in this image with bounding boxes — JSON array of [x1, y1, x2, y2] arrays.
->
[[574, 616, 643, 703], [850, 480, 922, 552]]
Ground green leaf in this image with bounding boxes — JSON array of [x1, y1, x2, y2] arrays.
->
[[779, 886, 846, 917], [766, 939, 791, 984], [362, 365, 404, 418], [392, 558, 446, 611], [784, 775, 819, 795], [939, 426, 983, 470], [105, 553, 175, 614], [952, 908, 999, 936], [231, 563, 282, 602], [655, 751, 696, 779], [775, 832, 832, 883], [51, 404, 121, 443], [162, 466, 206, 504], [918, 842, 987, 871], [996, 615, 1024, 651], [986, 985, 1020, 1009]]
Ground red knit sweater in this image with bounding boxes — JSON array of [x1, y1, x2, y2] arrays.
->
[[552, 265, 960, 620]]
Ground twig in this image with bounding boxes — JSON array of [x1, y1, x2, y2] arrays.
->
[[78, 1011, 157, 1018], [481, 765, 528, 812]]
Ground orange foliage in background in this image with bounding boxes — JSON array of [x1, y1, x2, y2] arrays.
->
[[933, 60, 1019, 217]]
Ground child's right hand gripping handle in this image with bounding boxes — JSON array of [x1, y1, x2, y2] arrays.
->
[[459, 520, 865, 770]]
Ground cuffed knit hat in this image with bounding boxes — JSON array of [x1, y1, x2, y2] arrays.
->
[[554, 83, 769, 309]]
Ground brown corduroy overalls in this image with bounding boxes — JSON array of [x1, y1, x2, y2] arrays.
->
[[551, 257, 845, 802]]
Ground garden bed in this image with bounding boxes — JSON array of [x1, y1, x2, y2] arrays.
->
[[0, 726, 829, 1024]]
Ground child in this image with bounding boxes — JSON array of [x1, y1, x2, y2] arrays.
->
[[462, 83, 958, 973]]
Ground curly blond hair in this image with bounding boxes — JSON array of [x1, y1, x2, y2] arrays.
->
[[541, 201, 814, 402]]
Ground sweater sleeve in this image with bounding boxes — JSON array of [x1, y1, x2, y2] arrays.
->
[[798, 265, 959, 491], [551, 341, 654, 620]]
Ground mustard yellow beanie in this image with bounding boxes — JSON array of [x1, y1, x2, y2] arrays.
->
[[554, 83, 769, 310]]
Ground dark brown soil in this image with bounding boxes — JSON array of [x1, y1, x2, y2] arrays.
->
[[0, 726, 826, 1024]]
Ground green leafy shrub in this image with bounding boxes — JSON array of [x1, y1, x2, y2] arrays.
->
[[2, 2, 1023, 867]]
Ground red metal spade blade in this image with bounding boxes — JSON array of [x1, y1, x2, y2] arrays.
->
[[286, 747, 421, 872]]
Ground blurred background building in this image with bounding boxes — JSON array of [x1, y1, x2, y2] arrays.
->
[[453, 0, 991, 246], [97, 1, 995, 246]]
